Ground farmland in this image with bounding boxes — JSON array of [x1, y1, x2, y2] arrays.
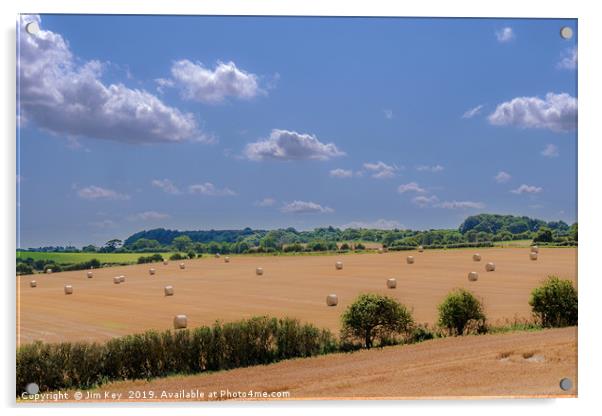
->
[[16, 251, 175, 265]]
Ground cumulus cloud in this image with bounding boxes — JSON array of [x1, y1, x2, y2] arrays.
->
[[18, 15, 205, 144], [77, 185, 130, 200], [363, 161, 398, 179], [397, 182, 426, 194], [129, 211, 170, 221], [511, 184, 543, 194], [435, 200, 486, 210], [244, 129, 344, 161], [90, 219, 117, 228], [557, 47, 577, 70], [541, 143, 559, 158], [416, 164, 444, 173], [412, 195, 439, 207], [281, 200, 334, 214], [255, 197, 276, 207], [462, 104, 484, 119], [188, 182, 236, 196], [488, 92, 577, 132], [330, 168, 354, 178], [496, 27, 515, 43], [494, 171, 512, 183], [151, 179, 181, 194], [167, 59, 263, 104], [341, 219, 403, 230]]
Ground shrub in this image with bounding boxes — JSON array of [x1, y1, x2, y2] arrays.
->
[[409, 324, 437, 343], [529, 276, 577, 327], [437, 289, 486, 335], [137, 254, 164, 264], [43, 263, 61, 273], [169, 253, 185, 261], [187, 251, 196, 259], [355, 243, 366, 250], [341, 293, 414, 349], [16, 263, 34, 275]]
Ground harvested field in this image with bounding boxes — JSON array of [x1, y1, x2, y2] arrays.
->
[[57, 327, 577, 400], [17, 248, 576, 344]]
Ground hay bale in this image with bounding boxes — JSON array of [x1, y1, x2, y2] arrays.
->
[[215, 253, 221, 258], [473, 253, 481, 261], [326, 294, 338, 306], [530, 252, 538, 261], [173, 314, 187, 329], [30, 280, 37, 288], [418, 246, 424, 253], [531, 246, 539, 253], [224, 256, 230, 263], [335, 261, 343, 270], [256, 267, 264, 276], [87, 271, 93, 278], [46, 268, 52, 274], [485, 262, 496, 272], [179, 262, 185, 270], [164, 285, 174, 296], [387, 278, 397, 289], [149, 268, 156, 276], [119, 275, 126, 282], [406, 256, 415, 264], [468, 271, 479, 282], [64, 285, 73, 295], [113, 276, 121, 284], [378, 248, 384, 254], [163, 260, 168, 266]]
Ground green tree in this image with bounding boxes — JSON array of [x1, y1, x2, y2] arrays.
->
[[341, 294, 414, 348], [533, 227, 554, 243], [131, 238, 161, 251], [437, 289, 486, 335], [103, 239, 122, 252], [172, 235, 193, 252], [529, 276, 577, 327]]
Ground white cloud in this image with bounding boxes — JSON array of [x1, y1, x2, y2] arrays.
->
[[488, 92, 577, 132], [341, 219, 403, 230], [188, 182, 236, 196], [384, 109, 394, 119], [557, 47, 577, 70], [496, 27, 515, 43], [330, 168, 354, 178], [494, 171, 512, 183], [363, 161, 398, 179], [244, 129, 344, 161], [511, 184, 543, 194], [412, 195, 439, 207], [151, 179, 181, 194], [435, 200, 486, 210], [416, 164, 444, 173], [90, 219, 117, 228], [281, 200, 334, 214], [397, 182, 426, 194], [168, 59, 263, 104], [18, 15, 205, 144], [462, 104, 483, 119], [255, 197, 276, 207], [129, 211, 170, 221], [541, 143, 559, 158], [77, 185, 130, 200]]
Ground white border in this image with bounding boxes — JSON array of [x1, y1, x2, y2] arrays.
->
[[2, 1, 601, 415]]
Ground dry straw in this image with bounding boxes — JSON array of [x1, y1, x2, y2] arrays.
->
[[335, 261, 343, 270], [326, 294, 338, 306], [406, 256, 415, 264], [149, 268, 156, 275], [215, 253, 221, 258], [418, 246, 424, 253], [119, 275, 126, 282], [387, 278, 397, 289], [64, 285, 73, 295], [224, 256, 230, 263], [30, 280, 37, 288], [113, 276, 121, 284], [164, 285, 174, 296], [531, 245, 539, 253], [46, 268, 52, 274], [256, 267, 264, 276], [485, 262, 496, 272], [173, 314, 187, 329], [530, 252, 538, 261], [468, 271, 479, 282], [179, 263, 185, 270], [473, 253, 481, 261], [87, 271, 93, 278], [163, 260, 168, 266]]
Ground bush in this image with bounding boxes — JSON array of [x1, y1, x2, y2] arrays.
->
[[187, 251, 196, 259], [341, 293, 414, 349], [16, 263, 34, 275], [529, 276, 577, 327], [409, 324, 437, 343], [437, 289, 486, 335], [137, 254, 164, 264], [355, 243, 366, 250], [43, 263, 61, 273], [16, 316, 337, 395], [169, 253, 185, 261]]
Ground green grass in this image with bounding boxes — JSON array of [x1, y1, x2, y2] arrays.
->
[[492, 239, 533, 248], [16, 251, 175, 265]]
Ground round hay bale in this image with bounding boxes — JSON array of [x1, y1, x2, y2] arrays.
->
[[30, 280, 37, 288], [179, 262, 185, 270], [224, 256, 230, 263], [468, 271, 479, 282], [326, 294, 338, 306], [473, 253, 482, 261], [64, 285, 73, 295], [149, 268, 156, 276], [335, 261, 343, 270], [163, 260, 168, 266], [378, 248, 384, 254], [406, 256, 415, 264], [387, 278, 397, 289], [215, 253, 221, 258], [418, 245, 424, 253], [46, 268, 52, 274], [485, 262, 496, 272], [530, 252, 538, 261], [256, 267, 264, 276], [119, 275, 126, 283], [164, 285, 174, 296], [113, 276, 121, 284], [87, 271, 93, 278], [173, 314, 187, 329], [531, 245, 539, 253]]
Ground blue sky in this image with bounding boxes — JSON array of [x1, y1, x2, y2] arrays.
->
[[17, 15, 577, 247]]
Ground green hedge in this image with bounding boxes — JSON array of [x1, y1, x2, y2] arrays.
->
[[16, 316, 336, 395], [388, 242, 494, 251]]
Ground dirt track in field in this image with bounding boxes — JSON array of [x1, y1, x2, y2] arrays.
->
[[53, 327, 577, 401], [17, 248, 577, 344]]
